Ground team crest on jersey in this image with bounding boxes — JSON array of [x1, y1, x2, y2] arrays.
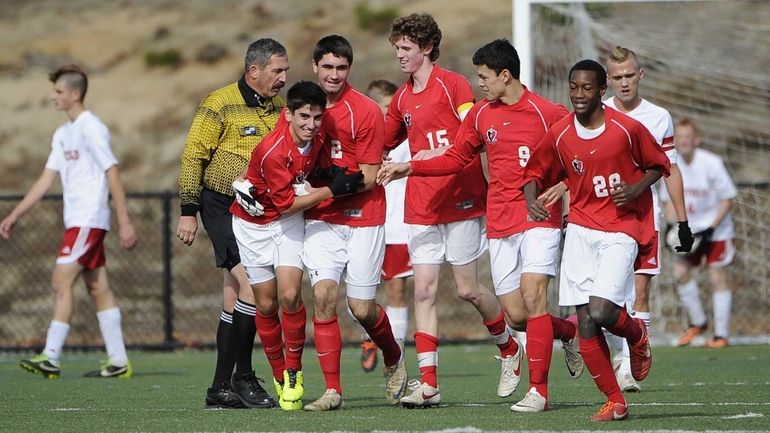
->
[[404, 112, 413, 129], [486, 127, 498, 144], [571, 157, 585, 175]]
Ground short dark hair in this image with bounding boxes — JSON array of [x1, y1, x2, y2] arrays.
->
[[389, 13, 441, 62], [472, 39, 520, 79], [49, 64, 88, 102], [286, 81, 327, 112], [569, 59, 607, 88], [313, 35, 353, 65], [245, 38, 287, 71], [366, 79, 398, 101]]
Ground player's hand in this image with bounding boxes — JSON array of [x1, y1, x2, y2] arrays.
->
[[310, 165, 348, 182], [329, 170, 365, 197], [118, 221, 138, 250], [412, 147, 446, 161], [538, 182, 568, 207], [609, 181, 640, 206], [176, 215, 198, 246], [376, 162, 412, 186], [293, 181, 311, 197], [0, 214, 18, 239], [381, 150, 392, 163], [232, 178, 264, 217], [675, 220, 694, 253], [526, 196, 550, 222]]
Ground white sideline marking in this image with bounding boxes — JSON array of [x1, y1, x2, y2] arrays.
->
[[722, 412, 764, 419]]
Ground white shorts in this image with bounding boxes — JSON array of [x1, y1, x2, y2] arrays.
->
[[407, 217, 488, 266], [489, 227, 562, 296], [558, 224, 638, 307], [302, 220, 385, 300], [232, 213, 304, 284]]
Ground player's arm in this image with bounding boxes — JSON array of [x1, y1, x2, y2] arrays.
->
[[610, 169, 662, 206], [106, 165, 138, 250], [522, 131, 562, 221], [612, 123, 671, 206], [0, 168, 57, 239], [383, 94, 408, 152]]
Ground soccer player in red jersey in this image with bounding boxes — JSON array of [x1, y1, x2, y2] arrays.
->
[[301, 35, 407, 411], [522, 60, 670, 421], [230, 81, 363, 410], [377, 39, 582, 412], [383, 15, 517, 408]]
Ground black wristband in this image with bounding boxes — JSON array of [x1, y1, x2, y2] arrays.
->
[[181, 203, 199, 217]]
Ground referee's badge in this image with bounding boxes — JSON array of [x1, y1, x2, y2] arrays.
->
[[571, 156, 585, 175], [240, 126, 258, 136], [486, 126, 498, 144]]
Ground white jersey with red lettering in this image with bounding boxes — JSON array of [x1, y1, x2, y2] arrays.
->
[[384, 140, 410, 245], [44, 111, 118, 230]]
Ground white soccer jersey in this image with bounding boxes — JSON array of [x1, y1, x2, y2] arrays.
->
[[605, 97, 676, 231], [659, 148, 736, 240], [45, 111, 118, 230], [384, 140, 410, 245]]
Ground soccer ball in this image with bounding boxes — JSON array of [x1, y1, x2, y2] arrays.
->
[[665, 225, 702, 256]]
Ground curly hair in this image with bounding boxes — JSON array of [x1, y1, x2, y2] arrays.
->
[[389, 13, 441, 62]]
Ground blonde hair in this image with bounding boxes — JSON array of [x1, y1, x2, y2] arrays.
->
[[608, 46, 639, 66]]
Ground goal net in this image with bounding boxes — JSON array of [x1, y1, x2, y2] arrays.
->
[[530, 0, 770, 344]]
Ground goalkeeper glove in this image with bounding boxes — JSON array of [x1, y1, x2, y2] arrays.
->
[[232, 178, 264, 217], [329, 171, 365, 197], [675, 220, 695, 253]]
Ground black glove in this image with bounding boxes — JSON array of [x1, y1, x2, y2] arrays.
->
[[697, 227, 715, 245], [311, 165, 348, 181], [329, 170, 365, 197], [675, 220, 694, 253]]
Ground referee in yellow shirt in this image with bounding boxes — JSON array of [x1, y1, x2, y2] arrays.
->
[[176, 38, 288, 409]]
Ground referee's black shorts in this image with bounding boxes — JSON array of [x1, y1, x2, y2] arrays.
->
[[199, 188, 240, 270]]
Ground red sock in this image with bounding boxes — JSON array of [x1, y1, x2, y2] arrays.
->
[[281, 305, 306, 371], [255, 310, 285, 382], [526, 314, 553, 399], [551, 314, 577, 342], [483, 312, 518, 358], [313, 315, 342, 393], [607, 309, 642, 346], [363, 305, 401, 367], [415, 331, 439, 388], [579, 334, 625, 405]]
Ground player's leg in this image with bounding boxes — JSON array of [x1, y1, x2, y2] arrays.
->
[[384, 244, 412, 345], [673, 256, 707, 346], [705, 239, 735, 348], [302, 220, 345, 411]]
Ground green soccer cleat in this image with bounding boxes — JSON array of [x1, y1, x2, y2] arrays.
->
[[20, 354, 60, 379], [83, 360, 133, 378]]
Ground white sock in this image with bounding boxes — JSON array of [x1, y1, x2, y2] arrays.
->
[[43, 320, 70, 365], [386, 306, 409, 342], [676, 279, 707, 327], [97, 307, 128, 367], [634, 311, 652, 333], [712, 291, 732, 338], [604, 329, 624, 354]]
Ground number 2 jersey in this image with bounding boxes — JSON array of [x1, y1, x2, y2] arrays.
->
[[523, 107, 671, 246], [384, 65, 487, 225], [410, 87, 568, 238]]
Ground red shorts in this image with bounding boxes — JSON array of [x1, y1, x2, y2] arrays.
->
[[635, 231, 661, 275], [685, 239, 735, 268], [381, 244, 413, 281], [56, 227, 107, 270]]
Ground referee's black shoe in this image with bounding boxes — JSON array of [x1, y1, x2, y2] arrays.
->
[[231, 371, 276, 408], [205, 382, 245, 409]]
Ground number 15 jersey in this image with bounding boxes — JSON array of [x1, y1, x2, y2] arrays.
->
[[384, 65, 486, 225]]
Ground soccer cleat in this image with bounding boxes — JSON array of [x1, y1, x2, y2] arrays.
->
[[205, 382, 245, 409], [83, 360, 132, 378], [511, 387, 549, 413], [678, 324, 707, 346], [303, 388, 344, 411], [495, 346, 521, 398], [20, 354, 60, 379], [629, 319, 652, 381], [360, 339, 378, 373], [407, 378, 421, 392], [383, 354, 408, 404], [562, 334, 584, 379], [705, 336, 729, 348], [273, 379, 302, 411], [281, 369, 304, 402], [400, 382, 440, 409], [230, 371, 276, 408], [613, 359, 641, 393], [590, 401, 629, 422]]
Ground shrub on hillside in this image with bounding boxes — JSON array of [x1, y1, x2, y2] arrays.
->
[[354, 2, 399, 33], [144, 49, 183, 68]]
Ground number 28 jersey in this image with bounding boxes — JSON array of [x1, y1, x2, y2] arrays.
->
[[384, 66, 486, 225], [524, 108, 671, 245]]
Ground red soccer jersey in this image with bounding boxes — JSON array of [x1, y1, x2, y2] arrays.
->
[[305, 84, 386, 227], [411, 88, 568, 238], [384, 66, 486, 225], [230, 117, 324, 224], [523, 108, 671, 245]]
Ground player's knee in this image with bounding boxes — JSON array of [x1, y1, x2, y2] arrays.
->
[[278, 291, 302, 312], [255, 298, 279, 316], [413, 285, 435, 304], [587, 301, 614, 328], [456, 284, 480, 303]]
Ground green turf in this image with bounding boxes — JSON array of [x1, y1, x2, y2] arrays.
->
[[1, 344, 768, 432]]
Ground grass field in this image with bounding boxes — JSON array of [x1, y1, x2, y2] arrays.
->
[[1, 344, 768, 432]]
